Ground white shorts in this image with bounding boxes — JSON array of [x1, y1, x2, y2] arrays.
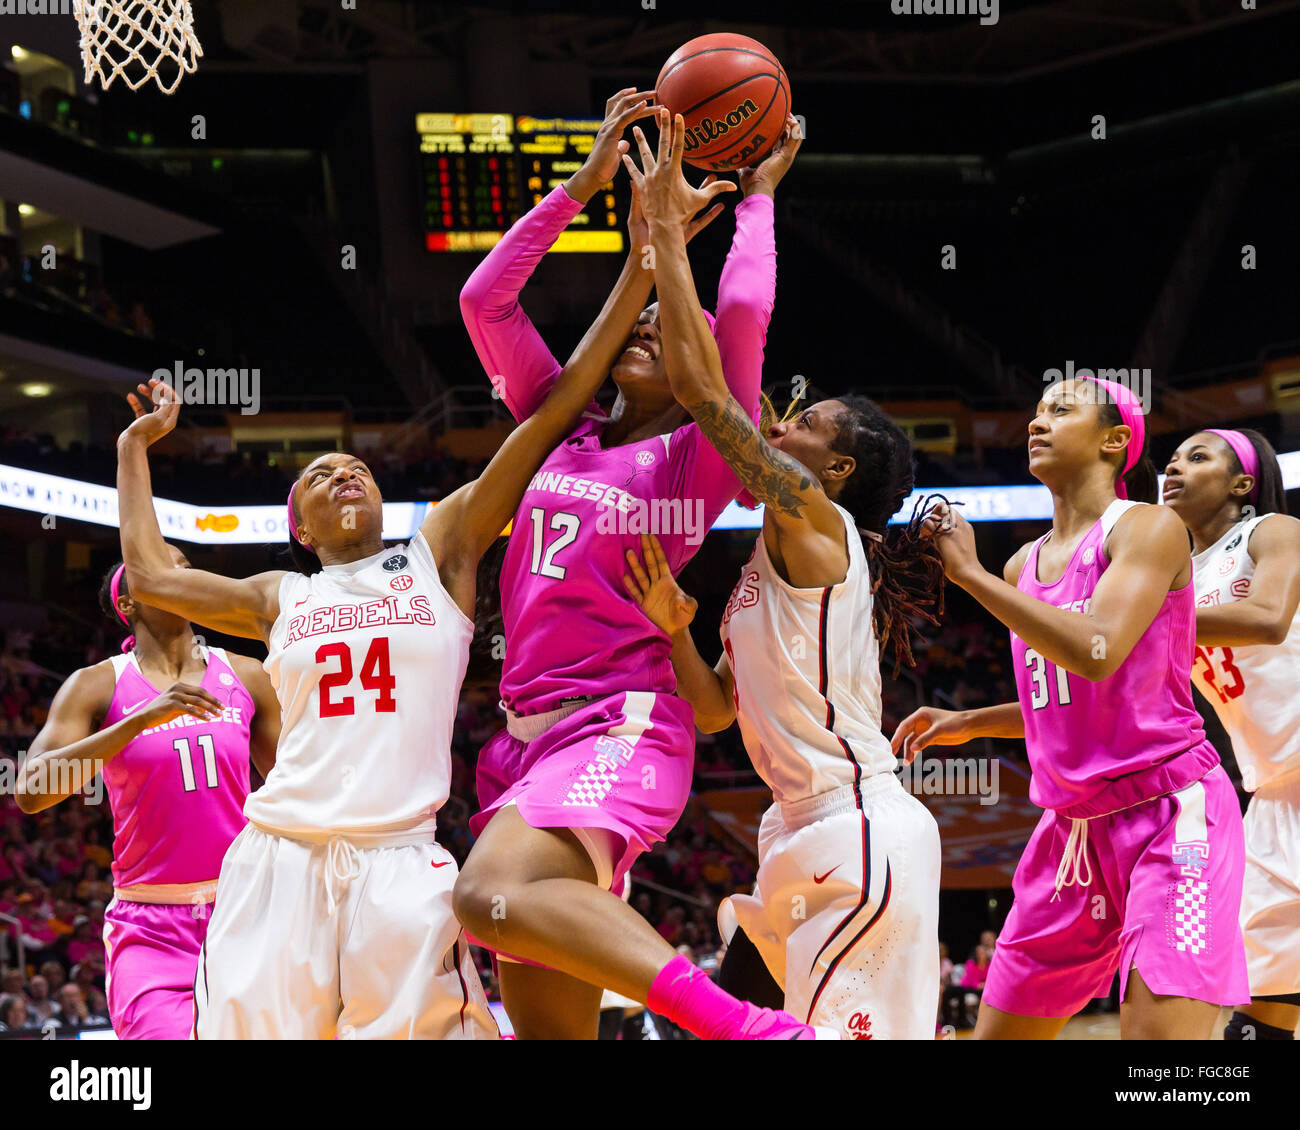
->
[[1242, 774, 1300, 998], [194, 824, 498, 1040], [723, 773, 940, 1040]]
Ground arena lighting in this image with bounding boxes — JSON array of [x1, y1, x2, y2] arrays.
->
[[11, 46, 29, 61], [18, 382, 53, 398], [2, 455, 1297, 545], [17, 204, 35, 217]]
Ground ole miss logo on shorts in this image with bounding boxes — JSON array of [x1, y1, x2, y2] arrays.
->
[[390, 574, 414, 592], [846, 1012, 873, 1040]]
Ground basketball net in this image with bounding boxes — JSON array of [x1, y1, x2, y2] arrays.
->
[[73, 0, 202, 95]]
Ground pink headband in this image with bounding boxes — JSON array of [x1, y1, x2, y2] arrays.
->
[[287, 482, 317, 555], [110, 565, 135, 654], [1204, 429, 1260, 504], [1081, 377, 1146, 500]]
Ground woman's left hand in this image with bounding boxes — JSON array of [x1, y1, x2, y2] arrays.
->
[[922, 501, 982, 585], [627, 175, 727, 264], [738, 114, 804, 198], [622, 109, 736, 233]]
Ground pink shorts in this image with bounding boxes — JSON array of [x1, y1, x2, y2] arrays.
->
[[983, 765, 1250, 1017], [471, 689, 694, 894], [103, 897, 211, 1039]]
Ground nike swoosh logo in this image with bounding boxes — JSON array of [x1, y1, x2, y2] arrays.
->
[[122, 699, 150, 715], [294, 597, 310, 607], [430, 860, 452, 869], [813, 865, 842, 884]]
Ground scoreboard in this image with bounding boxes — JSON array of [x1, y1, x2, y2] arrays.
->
[[417, 113, 625, 253]]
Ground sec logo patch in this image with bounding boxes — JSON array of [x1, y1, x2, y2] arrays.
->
[[390, 574, 414, 592], [1218, 557, 1235, 576], [636, 450, 655, 466]]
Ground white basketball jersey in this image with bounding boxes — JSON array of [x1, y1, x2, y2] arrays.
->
[[1191, 514, 1300, 792], [720, 503, 896, 806], [247, 531, 472, 838]]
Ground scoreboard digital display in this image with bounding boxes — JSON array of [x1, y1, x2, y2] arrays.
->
[[418, 113, 625, 253]]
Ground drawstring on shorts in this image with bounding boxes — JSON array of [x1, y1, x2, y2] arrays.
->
[[325, 837, 362, 917], [1051, 818, 1093, 902]]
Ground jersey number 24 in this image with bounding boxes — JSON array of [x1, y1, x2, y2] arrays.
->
[[316, 638, 397, 716]]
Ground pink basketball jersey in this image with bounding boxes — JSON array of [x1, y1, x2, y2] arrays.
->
[[99, 647, 254, 888], [1012, 500, 1219, 818], [499, 420, 746, 713]]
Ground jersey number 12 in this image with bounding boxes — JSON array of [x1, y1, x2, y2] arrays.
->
[[528, 508, 580, 580]]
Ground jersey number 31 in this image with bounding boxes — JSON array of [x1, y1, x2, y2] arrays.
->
[[1024, 648, 1072, 710]]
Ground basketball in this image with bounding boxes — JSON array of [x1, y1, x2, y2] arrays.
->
[[654, 33, 791, 172]]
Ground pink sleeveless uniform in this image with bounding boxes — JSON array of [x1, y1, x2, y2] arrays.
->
[[460, 185, 772, 894], [982, 499, 1249, 1016], [98, 646, 254, 1039]]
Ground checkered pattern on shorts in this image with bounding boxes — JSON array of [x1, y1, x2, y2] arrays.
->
[[1170, 878, 1210, 954], [562, 762, 619, 808]]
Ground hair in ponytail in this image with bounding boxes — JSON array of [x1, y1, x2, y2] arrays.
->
[[1230, 429, 1288, 518], [98, 561, 131, 634], [1094, 396, 1158, 504], [831, 395, 947, 676]]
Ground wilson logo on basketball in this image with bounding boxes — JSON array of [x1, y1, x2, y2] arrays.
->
[[390, 574, 414, 592], [682, 98, 758, 155], [846, 1012, 873, 1040]]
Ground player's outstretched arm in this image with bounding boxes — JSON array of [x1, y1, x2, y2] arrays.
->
[[890, 702, 1024, 765], [931, 501, 1189, 682], [116, 381, 285, 642], [622, 533, 735, 733], [625, 112, 836, 542], [17, 664, 223, 813], [460, 88, 660, 422], [710, 115, 799, 417], [1195, 514, 1300, 646]]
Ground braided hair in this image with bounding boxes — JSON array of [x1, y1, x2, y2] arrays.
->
[[830, 395, 948, 676]]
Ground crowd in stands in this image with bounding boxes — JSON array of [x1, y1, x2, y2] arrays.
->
[[939, 931, 998, 1030], [0, 236, 156, 342]]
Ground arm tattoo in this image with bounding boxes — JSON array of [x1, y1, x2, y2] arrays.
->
[[688, 395, 820, 517]]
